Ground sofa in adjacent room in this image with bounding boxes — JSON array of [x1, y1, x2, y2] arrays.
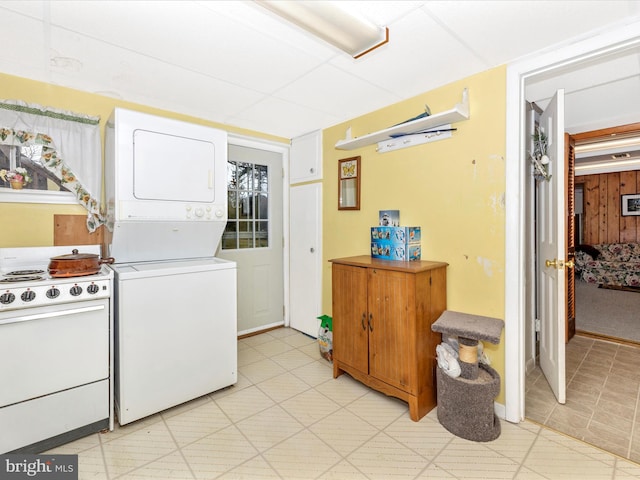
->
[[574, 243, 640, 287]]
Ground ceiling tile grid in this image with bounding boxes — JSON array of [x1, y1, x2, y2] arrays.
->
[[0, 0, 639, 139]]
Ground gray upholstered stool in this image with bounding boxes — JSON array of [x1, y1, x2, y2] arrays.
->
[[431, 311, 504, 442]]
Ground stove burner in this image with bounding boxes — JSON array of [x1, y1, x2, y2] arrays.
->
[[0, 275, 44, 283], [5, 269, 45, 276]]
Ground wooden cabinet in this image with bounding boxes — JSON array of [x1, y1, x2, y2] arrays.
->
[[330, 256, 447, 421]]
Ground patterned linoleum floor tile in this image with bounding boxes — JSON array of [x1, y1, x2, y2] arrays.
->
[[525, 334, 640, 464], [44, 328, 640, 479]]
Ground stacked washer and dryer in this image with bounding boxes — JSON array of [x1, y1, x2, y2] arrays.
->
[[104, 109, 237, 425]]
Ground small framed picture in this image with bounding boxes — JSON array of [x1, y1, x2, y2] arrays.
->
[[621, 194, 640, 216]]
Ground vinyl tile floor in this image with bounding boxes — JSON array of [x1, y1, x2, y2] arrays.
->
[[48, 328, 640, 479], [525, 334, 640, 464]]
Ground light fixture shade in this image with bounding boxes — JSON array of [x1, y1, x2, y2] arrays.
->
[[256, 0, 389, 58]]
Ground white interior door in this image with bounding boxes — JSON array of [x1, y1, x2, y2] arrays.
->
[[289, 183, 322, 337], [218, 144, 284, 335], [537, 89, 566, 404]]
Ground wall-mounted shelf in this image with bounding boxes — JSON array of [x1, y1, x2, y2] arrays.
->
[[335, 88, 469, 151]]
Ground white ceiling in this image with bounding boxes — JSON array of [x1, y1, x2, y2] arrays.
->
[[0, 0, 639, 140]]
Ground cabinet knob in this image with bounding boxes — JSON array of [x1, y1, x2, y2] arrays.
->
[[310, 247, 315, 253], [361, 313, 366, 331], [368, 313, 373, 332]]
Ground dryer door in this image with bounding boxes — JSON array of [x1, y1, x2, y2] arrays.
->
[[133, 129, 217, 203]]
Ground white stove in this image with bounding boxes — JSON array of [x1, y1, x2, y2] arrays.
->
[[0, 246, 112, 311], [0, 245, 114, 454]]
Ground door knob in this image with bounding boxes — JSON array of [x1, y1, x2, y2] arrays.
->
[[545, 258, 575, 269]]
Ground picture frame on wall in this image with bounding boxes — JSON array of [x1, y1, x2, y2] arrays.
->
[[338, 156, 360, 210], [621, 193, 640, 216]]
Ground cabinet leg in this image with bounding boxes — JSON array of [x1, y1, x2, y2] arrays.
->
[[333, 361, 344, 379], [408, 392, 436, 422], [408, 397, 420, 422]]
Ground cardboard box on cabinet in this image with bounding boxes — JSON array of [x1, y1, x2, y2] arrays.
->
[[370, 226, 421, 244], [371, 242, 421, 261]]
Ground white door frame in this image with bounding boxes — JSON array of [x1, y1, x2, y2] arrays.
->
[[504, 21, 640, 423], [227, 133, 291, 328]]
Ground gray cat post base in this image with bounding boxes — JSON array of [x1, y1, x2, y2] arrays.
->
[[431, 311, 504, 442]]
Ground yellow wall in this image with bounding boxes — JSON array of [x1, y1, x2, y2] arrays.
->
[[0, 72, 286, 247], [322, 66, 507, 402], [2, 68, 508, 402]]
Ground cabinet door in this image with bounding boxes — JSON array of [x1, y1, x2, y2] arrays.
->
[[368, 268, 415, 392], [332, 264, 368, 374], [290, 130, 322, 184]]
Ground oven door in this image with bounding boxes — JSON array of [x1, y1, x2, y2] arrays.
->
[[0, 299, 109, 408]]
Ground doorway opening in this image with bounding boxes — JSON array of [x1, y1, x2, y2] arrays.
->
[[505, 21, 640, 426], [526, 122, 640, 461], [572, 123, 640, 345]]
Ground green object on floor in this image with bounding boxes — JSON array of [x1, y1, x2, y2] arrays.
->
[[317, 314, 332, 331]]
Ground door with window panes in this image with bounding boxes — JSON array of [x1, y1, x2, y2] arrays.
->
[[217, 144, 283, 334]]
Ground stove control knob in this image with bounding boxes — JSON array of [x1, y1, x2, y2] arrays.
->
[[21, 290, 36, 302], [46, 287, 60, 299], [87, 284, 100, 295], [70, 285, 83, 296], [0, 292, 15, 304]]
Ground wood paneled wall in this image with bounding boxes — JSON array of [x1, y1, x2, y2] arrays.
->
[[577, 170, 640, 245]]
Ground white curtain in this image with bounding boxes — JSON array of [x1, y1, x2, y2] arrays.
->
[[0, 100, 103, 231]]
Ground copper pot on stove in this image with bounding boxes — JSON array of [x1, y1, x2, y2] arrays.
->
[[48, 249, 115, 278]]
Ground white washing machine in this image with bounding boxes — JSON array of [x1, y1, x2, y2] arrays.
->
[[111, 257, 237, 425]]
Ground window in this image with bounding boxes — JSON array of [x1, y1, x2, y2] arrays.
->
[[223, 160, 269, 250], [0, 102, 102, 228], [0, 145, 70, 192]]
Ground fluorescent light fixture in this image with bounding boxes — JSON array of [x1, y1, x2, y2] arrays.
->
[[574, 136, 640, 154], [575, 158, 640, 176], [256, 0, 389, 58]]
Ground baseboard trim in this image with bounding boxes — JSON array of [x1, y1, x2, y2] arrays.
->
[[238, 322, 285, 339], [575, 330, 640, 348]]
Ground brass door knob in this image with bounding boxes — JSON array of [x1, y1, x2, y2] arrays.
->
[[545, 258, 575, 269]]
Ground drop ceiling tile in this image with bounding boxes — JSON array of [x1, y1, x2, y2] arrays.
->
[[274, 63, 400, 120], [50, 0, 327, 94], [49, 26, 265, 121], [0, 0, 46, 19], [0, 7, 48, 79], [228, 96, 342, 139], [422, 1, 638, 66]]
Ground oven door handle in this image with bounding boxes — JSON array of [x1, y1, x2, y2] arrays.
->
[[0, 305, 105, 326]]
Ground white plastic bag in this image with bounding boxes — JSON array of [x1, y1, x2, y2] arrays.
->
[[436, 342, 461, 378]]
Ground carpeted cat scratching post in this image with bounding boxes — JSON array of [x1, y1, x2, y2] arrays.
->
[[431, 311, 504, 442]]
